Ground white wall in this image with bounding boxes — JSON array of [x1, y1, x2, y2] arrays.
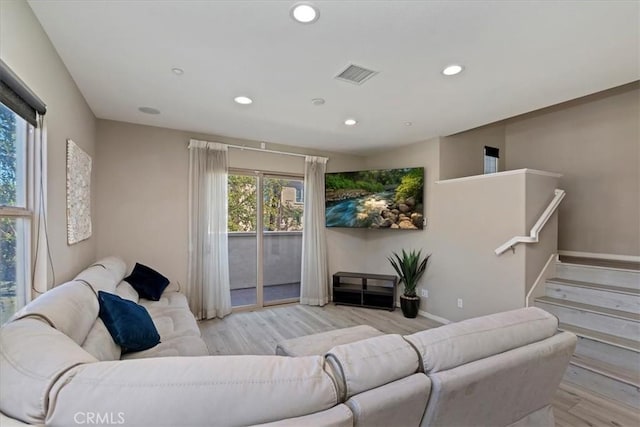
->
[[95, 119, 365, 284], [0, 0, 97, 284]]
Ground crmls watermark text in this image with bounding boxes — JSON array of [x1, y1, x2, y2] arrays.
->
[[74, 412, 125, 425]]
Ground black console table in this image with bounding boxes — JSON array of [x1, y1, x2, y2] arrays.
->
[[332, 272, 397, 311]]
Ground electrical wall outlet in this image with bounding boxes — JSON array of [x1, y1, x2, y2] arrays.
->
[[457, 298, 463, 308], [421, 289, 429, 298]]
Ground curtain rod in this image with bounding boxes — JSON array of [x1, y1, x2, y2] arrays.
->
[[226, 143, 327, 161], [189, 139, 328, 161]]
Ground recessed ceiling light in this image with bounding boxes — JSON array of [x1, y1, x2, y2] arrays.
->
[[171, 67, 184, 75], [404, 121, 413, 126], [442, 64, 464, 76], [344, 118, 358, 126], [138, 106, 160, 115], [311, 98, 325, 106], [234, 96, 253, 105], [291, 2, 319, 24]]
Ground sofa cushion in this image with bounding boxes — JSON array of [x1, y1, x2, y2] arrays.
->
[[121, 336, 209, 359], [11, 257, 128, 347], [0, 412, 31, 427], [124, 263, 170, 301], [0, 318, 98, 425], [81, 318, 122, 361], [147, 307, 201, 340], [139, 291, 189, 311], [275, 325, 384, 357], [47, 355, 339, 427], [252, 404, 353, 427], [139, 292, 200, 340], [325, 334, 419, 401], [74, 256, 127, 294], [404, 307, 558, 374], [115, 281, 139, 303], [98, 291, 160, 353], [12, 281, 99, 345], [344, 374, 431, 427], [164, 280, 181, 293]]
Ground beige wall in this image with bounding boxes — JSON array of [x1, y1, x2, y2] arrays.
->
[[95, 119, 364, 285], [440, 124, 506, 180], [429, 172, 525, 321], [523, 174, 561, 294], [506, 86, 640, 256], [93, 83, 636, 323], [0, 0, 97, 284], [355, 138, 440, 300], [427, 170, 559, 322]]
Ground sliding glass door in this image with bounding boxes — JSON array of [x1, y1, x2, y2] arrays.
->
[[228, 173, 258, 307], [228, 171, 303, 309], [262, 176, 303, 304]]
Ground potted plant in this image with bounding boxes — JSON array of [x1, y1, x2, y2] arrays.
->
[[388, 249, 431, 318]]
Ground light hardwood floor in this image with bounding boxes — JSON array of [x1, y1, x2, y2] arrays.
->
[[199, 304, 640, 426]]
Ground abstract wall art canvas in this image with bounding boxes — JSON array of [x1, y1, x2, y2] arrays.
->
[[66, 139, 92, 244]]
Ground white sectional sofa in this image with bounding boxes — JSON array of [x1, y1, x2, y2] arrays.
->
[[0, 257, 577, 426]]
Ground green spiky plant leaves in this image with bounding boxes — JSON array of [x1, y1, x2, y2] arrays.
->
[[388, 249, 431, 297]]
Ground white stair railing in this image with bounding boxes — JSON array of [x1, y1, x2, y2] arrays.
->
[[495, 189, 566, 255]]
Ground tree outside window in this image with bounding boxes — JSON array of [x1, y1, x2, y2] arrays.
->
[[0, 103, 21, 324], [227, 175, 303, 232]]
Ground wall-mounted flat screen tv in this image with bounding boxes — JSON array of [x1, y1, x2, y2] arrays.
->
[[325, 167, 424, 229]]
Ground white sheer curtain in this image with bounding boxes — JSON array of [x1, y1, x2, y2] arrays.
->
[[187, 139, 231, 320], [300, 156, 329, 306]]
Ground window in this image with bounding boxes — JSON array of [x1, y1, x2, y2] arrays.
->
[[0, 60, 47, 324], [484, 146, 500, 174], [0, 102, 32, 324]]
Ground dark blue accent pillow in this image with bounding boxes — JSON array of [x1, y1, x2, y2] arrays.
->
[[98, 291, 160, 353], [123, 263, 170, 301]]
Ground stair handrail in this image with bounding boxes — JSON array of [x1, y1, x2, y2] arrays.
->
[[495, 189, 566, 255]]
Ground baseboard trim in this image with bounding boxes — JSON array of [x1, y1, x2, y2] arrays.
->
[[394, 302, 451, 325], [418, 309, 451, 325], [558, 250, 640, 263]]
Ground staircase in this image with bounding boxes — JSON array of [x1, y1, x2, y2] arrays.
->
[[534, 256, 640, 408]]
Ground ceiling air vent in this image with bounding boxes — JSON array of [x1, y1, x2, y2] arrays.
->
[[335, 64, 378, 85]]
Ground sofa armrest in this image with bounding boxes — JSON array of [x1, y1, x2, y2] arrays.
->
[[46, 355, 339, 427], [421, 332, 576, 427], [404, 307, 558, 374]]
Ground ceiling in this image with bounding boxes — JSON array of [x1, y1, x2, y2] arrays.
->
[[28, 0, 639, 155]]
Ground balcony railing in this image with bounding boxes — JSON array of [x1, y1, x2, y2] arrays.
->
[[229, 231, 302, 305]]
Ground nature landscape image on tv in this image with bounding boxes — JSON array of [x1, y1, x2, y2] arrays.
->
[[325, 167, 424, 229]]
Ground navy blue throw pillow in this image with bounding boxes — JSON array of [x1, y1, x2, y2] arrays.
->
[[123, 263, 170, 301], [98, 291, 160, 353]]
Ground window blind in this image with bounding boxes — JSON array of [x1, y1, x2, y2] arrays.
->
[[0, 60, 46, 126], [484, 146, 500, 158]]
